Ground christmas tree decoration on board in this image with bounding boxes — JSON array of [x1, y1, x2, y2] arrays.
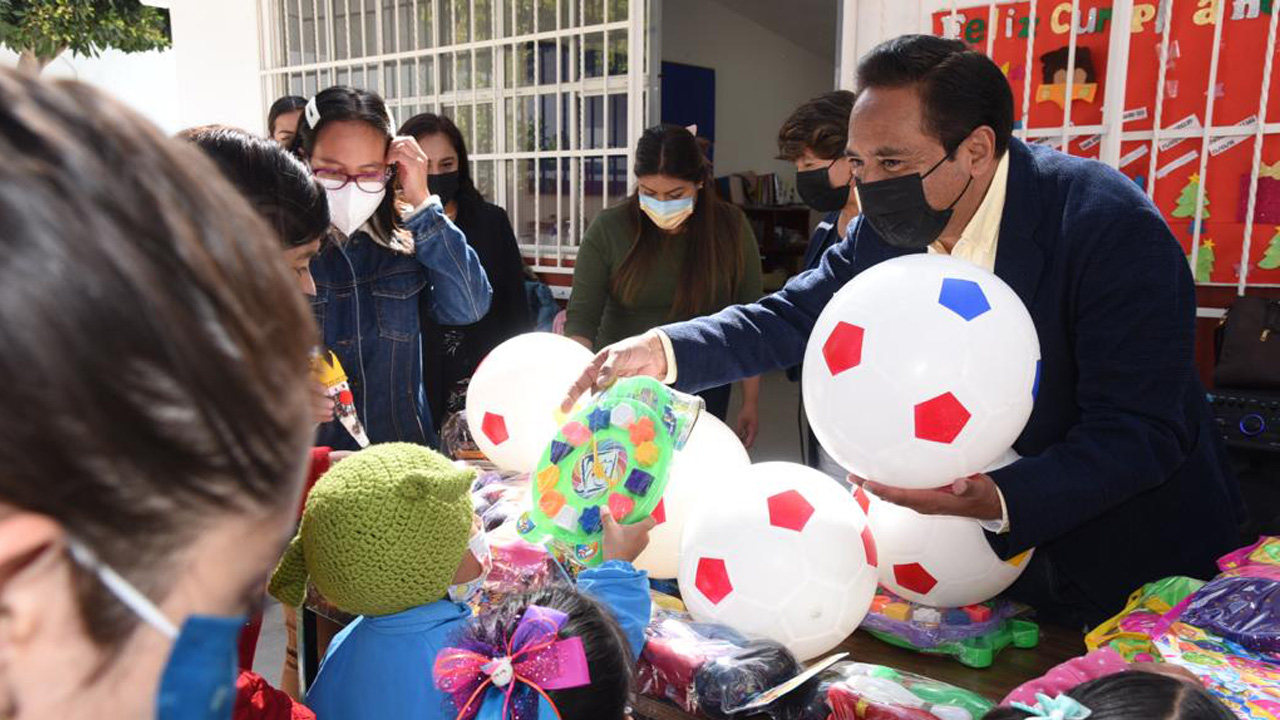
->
[[1189, 238, 1217, 283], [1173, 173, 1211, 219], [1260, 227, 1280, 271]]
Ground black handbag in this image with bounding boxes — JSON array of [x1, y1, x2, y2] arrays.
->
[[1214, 296, 1280, 389]]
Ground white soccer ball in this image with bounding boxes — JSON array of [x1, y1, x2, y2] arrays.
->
[[466, 333, 594, 473], [860, 449, 1034, 608], [679, 462, 879, 660], [633, 414, 750, 579], [802, 254, 1040, 489]]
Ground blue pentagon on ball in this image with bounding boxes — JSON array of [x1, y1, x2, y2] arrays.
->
[[549, 440, 574, 464], [938, 277, 991, 321], [579, 505, 602, 534], [587, 407, 612, 431], [625, 469, 655, 496]]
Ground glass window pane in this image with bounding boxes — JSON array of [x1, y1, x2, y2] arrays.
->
[[560, 157, 573, 241], [560, 91, 572, 149], [608, 93, 626, 148], [519, 96, 536, 152], [608, 156, 627, 200], [505, 97, 515, 151], [398, 0, 412, 51], [538, 0, 555, 32], [560, 36, 578, 83], [538, 40, 555, 85], [316, 1, 329, 62], [584, 32, 603, 78], [441, 53, 455, 93], [608, 32, 627, 76], [459, 50, 473, 92], [517, 159, 536, 243], [367, 64, 380, 92], [364, 0, 378, 56], [539, 157, 558, 246], [384, 62, 397, 98], [607, 0, 627, 23], [418, 0, 435, 48], [301, 1, 316, 64], [583, 156, 604, 230], [475, 0, 493, 40], [475, 159, 495, 200], [334, 7, 349, 60], [438, 0, 454, 45], [336, 66, 350, 87], [442, 103, 456, 120], [476, 48, 494, 89], [290, 72, 305, 96], [456, 105, 474, 153], [476, 102, 495, 153], [419, 56, 435, 96], [584, 0, 603, 25], [517, 0, 535, 35], [504, 43, 515, 89], [560, 0, 574, 29], [455, 0, 471, 43], [350, 66, 366, 89], [584, 94, 603, 149], [539, 93, 556, 150], [287, 3, 302, 64], [382, 0, 395, 53], [517, 41, 535, 87], [350, 0, 366, 57], [401, 60, 415, 99]]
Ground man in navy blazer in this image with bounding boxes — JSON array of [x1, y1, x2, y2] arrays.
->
[[564, 35, 1243, 627]]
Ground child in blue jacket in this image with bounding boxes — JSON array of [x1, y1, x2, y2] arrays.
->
[[269, 443, 652, 720]]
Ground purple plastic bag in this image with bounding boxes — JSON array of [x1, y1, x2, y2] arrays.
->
[[1177, 564, 1280, 657]]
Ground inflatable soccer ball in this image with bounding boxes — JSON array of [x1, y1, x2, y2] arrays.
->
[[802, 254, 1040, 489], [860, 450, 1034, 608], [679, 462, 879, 660]]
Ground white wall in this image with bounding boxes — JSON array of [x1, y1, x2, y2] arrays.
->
[[838, 0, 956, 88], [0, 0, 267, 136], [0, 46, 182, 134], [661, 0, 836, 178]]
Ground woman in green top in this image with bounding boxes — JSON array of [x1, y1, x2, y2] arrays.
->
[[566, 124, 764, 447]]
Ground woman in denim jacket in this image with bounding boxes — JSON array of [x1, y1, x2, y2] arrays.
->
[[294, 87, 492, 449]]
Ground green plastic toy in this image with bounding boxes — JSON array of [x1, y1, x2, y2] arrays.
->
[[517, 377, 702, 568], [866, 619, 1041, 669]]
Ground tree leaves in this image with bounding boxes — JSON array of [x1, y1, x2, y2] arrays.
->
[[0, 0, 171, 69]]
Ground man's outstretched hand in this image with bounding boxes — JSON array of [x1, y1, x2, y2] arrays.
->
[[561, 330, 669, 413], [852, 473, 1003, 522]]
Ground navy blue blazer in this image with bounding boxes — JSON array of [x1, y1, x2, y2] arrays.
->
[[663, 138, 1244, 620]]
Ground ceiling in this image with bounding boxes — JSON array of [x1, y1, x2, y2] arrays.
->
[[702, 0, 840, 64]]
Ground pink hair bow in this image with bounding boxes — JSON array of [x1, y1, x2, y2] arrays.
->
[[434, 605, 592, 720]]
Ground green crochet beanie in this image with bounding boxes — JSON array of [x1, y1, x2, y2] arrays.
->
[[269, 443, 475, 617]]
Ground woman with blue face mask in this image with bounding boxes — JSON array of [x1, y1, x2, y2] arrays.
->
[[565, 125, 765, 446], [0, 70, 317, 720]]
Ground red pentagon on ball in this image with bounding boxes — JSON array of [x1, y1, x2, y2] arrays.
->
[[482, 412, 510, 445], [651, 498, 667, 525], [695, 557, 733, 605], [894, 562, 938, 595], [853, 486, 871, 514], [767, 490, 815, 532], [822, 322, 865, 376], [861, 525, 878, 568], [913, 392, 971, 444]]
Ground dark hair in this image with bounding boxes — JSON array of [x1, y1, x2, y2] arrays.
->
[[0, 69, 316, 648], [776, 90, 857, 161], [399, 112, 484, 208], [616, 124, 744, 319], [447, 585, 632, 720], [983, 671, 1237, 720], [180, 125, 331, 249], [856, 34, 1014, 157], [268, 95, 307, 135], [290, 86, 409, 247]]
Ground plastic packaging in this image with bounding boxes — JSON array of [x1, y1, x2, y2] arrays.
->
[[1154, 621, 1280, 719], [1085, 576, 1204, 662], [859, 592, 1037, 668], [439, 410, 485, 462], [1171, 564, 1280, 659], [797, 662, 994, 720]]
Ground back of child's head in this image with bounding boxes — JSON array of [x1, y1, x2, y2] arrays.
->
[[984, 671, 1236, 720], [268, 442, 475, 617], [436, 584, 633, 720]]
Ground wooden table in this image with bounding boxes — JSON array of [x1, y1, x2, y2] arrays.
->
[[634, 625, 1085, 720]]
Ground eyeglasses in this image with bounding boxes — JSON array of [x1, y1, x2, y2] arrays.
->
[[311, 165, 393, 193]]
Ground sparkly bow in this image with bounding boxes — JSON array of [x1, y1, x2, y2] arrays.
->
[[434, 605, 591, 720], [1011, 693, 1093, 720]]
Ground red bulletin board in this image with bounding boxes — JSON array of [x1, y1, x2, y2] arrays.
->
[[932, 1, 1280, 288]]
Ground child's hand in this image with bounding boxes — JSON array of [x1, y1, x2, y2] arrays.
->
[[601, 507, 657, 563]]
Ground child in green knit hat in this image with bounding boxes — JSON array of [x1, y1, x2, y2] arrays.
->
[[270, 442, 654, 720]]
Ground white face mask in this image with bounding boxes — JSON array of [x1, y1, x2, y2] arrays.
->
[[326, 184, 385, 237], [447, 530, 492, 604]]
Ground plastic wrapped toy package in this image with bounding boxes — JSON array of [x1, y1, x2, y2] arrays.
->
[[519, 377, 703, 569], [1084, 576, 1205, 662], [638, 612, 805, 719], [1174, 563, 1280, 659], [470, 470, 531, 532], [859, 591, 1038, 668], [794, 662, 994, 720], [1154, 621, 1280, 719]]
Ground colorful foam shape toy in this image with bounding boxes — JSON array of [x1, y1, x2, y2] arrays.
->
[[520, 377, 702, 568]]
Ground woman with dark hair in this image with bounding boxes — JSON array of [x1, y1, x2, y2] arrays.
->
[[0, 69, 315, 719], [565, 124, 763, 446], [984, 670, 1236, 720], [399, 112, 532, 428], [292, 86, 492, 450], [269, 95, 308, 146]]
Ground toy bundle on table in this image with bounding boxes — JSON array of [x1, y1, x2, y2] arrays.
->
[[456, 257, 1060, 716], [1081, 536, 1280, 720]]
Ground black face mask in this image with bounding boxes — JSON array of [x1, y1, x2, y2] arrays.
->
[[430, 171, 462, 206], [796, 159, 851, 213], [855, 153, 972, 250]]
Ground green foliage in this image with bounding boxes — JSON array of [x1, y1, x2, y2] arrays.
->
[[0, 0, 171, 68]]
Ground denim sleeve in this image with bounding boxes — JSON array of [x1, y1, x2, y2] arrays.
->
[[576, 560, 651, 660], [406, 199, 493, 325]]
